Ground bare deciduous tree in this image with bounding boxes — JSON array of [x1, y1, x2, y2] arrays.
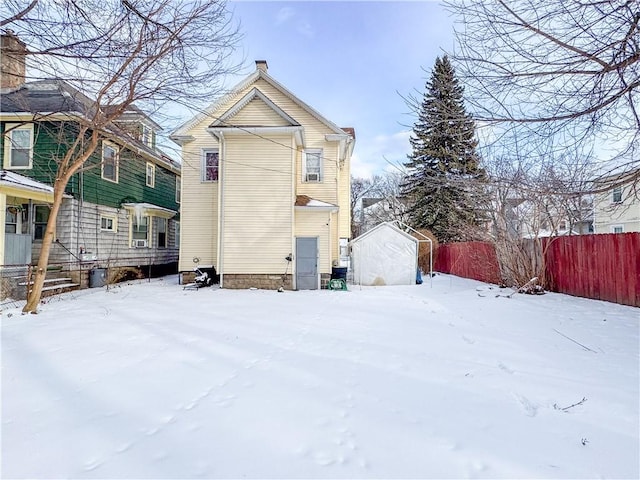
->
[[445, 0, 640, 187], [2, 0, 239, 312]]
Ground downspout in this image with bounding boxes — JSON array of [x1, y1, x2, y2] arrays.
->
[[327, 210, 333, 289], [291, 140, 297, 290], [217, 132, 225, 287]]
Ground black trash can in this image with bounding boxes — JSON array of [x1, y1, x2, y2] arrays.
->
[[89, 268, 107, 288], [331, 267, 347, 280]]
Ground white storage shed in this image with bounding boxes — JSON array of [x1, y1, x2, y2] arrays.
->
[[350, 222, 419, 286]]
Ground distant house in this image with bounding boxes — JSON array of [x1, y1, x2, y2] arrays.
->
[[358, 196, 410, 236], [593, 170, 640, 233], [171, 60, 354, 290], [0, 32, 180, 296]]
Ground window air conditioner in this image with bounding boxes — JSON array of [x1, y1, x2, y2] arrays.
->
[[134, 239, 148, 248], [305, 172, 320, 182]]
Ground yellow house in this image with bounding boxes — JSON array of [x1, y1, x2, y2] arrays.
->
[[593, 170, 640, 234], [170, 61, 355, 290]]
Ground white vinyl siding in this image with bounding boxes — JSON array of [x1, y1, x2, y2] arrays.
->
[[227, 98, 292, 126], [176, 76, 352, 272], [221, 134, 293, 274], [202, 149, 219, 182], [303, 149, 323, 183], [178, 132, 219, 271], [295, 210, 331, 274]]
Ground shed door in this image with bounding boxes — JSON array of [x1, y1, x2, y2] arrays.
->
[[296, 237, 318, 290]]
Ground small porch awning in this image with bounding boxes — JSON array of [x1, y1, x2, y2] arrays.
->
[[122, 202, 177, 219], [0, 170, 55, 203], [294, 195, 338, 212]]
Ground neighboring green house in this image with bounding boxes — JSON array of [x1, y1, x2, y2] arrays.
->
[[0, 32, 180, 295]]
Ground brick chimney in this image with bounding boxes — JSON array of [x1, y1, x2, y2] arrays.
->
[[1, 30, 26, 90], [255, 60, 268, 73]]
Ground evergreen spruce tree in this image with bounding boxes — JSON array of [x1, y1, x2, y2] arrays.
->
[[403, 55, 485, 243]]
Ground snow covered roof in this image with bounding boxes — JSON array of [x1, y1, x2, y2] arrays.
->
[[122, 202, 177, 219], [0, 170, 54, 194]]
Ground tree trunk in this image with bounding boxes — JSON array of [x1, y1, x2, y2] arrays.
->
[[22, 184, 66, 313]]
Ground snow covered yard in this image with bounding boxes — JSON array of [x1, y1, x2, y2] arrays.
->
[[1, 274, 638, 479]]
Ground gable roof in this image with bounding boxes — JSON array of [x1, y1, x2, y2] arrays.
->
[[1, 80, 179, 174], [210, 87, 300, 128], [350, 221, 419, 246], [171, 65, 350, 140]]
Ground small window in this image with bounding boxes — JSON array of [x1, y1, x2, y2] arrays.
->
[[175, 221, 180, 248], [303, 149, 323, 182], [157, 218, 167, 248], [146, 162, 155, 188], [612, 225, 624, 234], [102, 141, 119, 183], [131, 215, 149, 247], [559, 220, 567, 231], [34, 205, 50, 240], [100, 215, 117, 232], [176, 176, 181, 203], [612, 186, 622, 203], [5, 206, 18, 233], [3, 123, 34, 169], [202, 149, 219, 182], [141, 125, 153, 147]]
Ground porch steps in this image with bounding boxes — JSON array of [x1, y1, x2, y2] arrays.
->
[[18, 277, 80, 296]]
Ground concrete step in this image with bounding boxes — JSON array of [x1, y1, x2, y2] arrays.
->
[[19, 277, 73, 286]]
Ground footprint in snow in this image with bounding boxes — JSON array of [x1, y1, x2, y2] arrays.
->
[[498, 362, 515, 374], [513, 393, 538, 417]]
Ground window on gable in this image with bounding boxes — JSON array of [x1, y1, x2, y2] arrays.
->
[[146, 162, 155, 188], [612, 186, 622, 203], [3, 123, 34, 169], [141, 125, 153, 147], [202, 149, 219, 182], [102, 141, 119, 183], [303, 149, 323, 182]]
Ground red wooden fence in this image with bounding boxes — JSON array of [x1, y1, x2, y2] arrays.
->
[[435, 233, 640, 307], [543, 233, 640, 307], [434, 241, 501, 285]]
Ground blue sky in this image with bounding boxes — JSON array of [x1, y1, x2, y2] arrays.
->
[[225, 1, 456, 178]]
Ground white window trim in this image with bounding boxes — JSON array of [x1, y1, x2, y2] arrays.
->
[[303, 148, 323, 183], [611, 186, 623, 204], [130, 214, 150, 248], [175, 176, 181, 203], [141, 125, 153, 147], [102, 140, 119, 183], [157, 217, 168, 248], [201, 148, 219, 182], [100, 215, 118, 232], [611, 224, 624, 234], [146, 162, 155, 188], [33, 204, 52, 241], [3, 123, 34, 170]]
